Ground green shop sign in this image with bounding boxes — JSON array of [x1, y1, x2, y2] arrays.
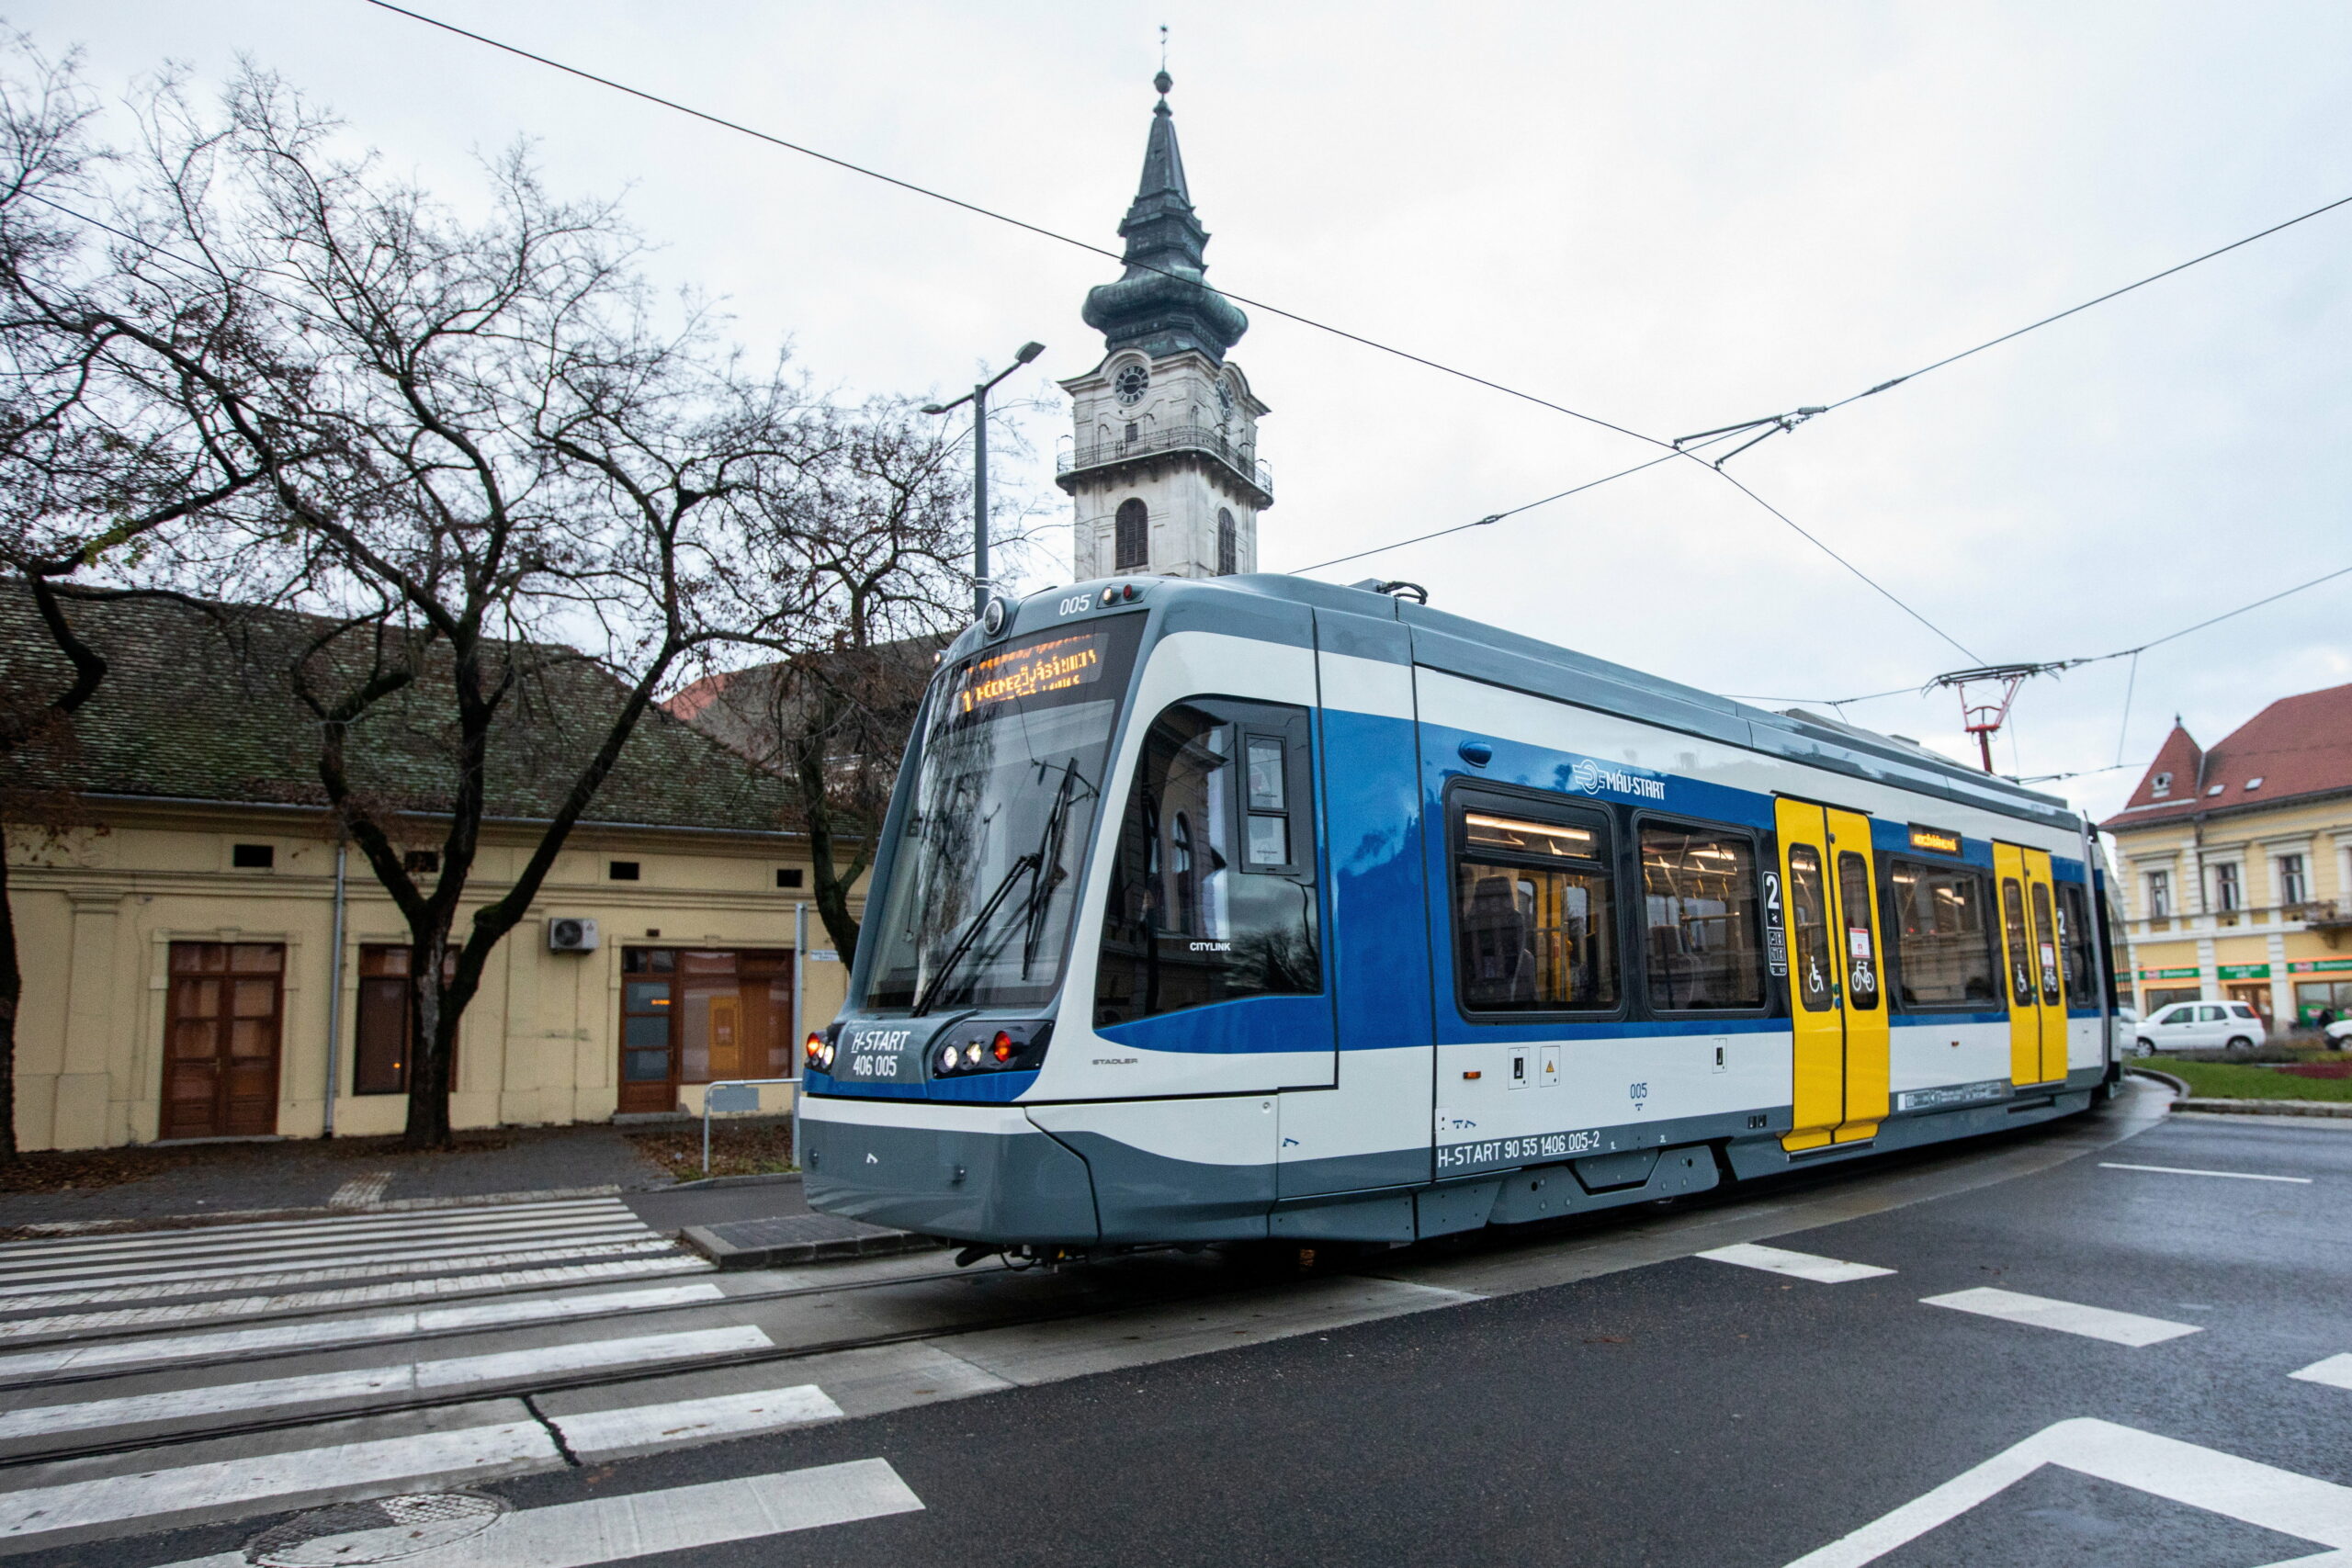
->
[[2136, 967, 2200, 980], [2290, 958, 2352, 974], [2217, 964, 2272, 980]]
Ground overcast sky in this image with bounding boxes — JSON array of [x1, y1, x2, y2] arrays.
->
[[29, 2, 2352, 823]]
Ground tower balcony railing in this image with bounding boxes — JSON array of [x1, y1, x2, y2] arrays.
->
[[1057, 423, 1272, 499]]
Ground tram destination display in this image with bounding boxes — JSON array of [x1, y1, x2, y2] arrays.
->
[[952, 630, 1108, 715]]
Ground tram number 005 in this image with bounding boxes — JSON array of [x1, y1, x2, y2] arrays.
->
[[847, 1053, 902, 1078]]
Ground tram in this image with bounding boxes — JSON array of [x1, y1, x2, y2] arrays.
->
[[797, 574, 2123, 1250]]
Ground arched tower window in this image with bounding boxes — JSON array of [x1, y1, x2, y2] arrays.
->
[[1216, 508, 1238, 577], [1114, 498, 1148, 571]]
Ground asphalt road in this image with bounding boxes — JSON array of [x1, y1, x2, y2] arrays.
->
[[17, 1100, 2351, 1567]]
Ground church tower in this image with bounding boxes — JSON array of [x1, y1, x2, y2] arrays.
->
[[1059, 72, 1271, 581]]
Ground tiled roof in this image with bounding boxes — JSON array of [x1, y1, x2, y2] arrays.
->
[[2102, 682, 2352, 830], [664, 636, 948, 766], [1, 587, 794, 834]]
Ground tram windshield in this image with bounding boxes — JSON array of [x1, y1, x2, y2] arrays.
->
[[862, 617, 1143, 1012]]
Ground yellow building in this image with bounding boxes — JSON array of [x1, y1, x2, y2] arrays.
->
[[6, 592, 854, 1151], [2099, 682, 2352, 1030]]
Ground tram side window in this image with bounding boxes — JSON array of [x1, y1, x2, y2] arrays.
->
[[1885, 859, 1998, 1008], [1452, 803, 1618, 1013], [1838, 852, 1881, 1010], [2000, 878, 2034, 1006], [1093, 698, 1319, 1026], [1787, 846, 1834, 1011], [2057, 883, 2097, 1007], [2030, 883, 2064, 1007], [1641, 825, 1766, 1010]]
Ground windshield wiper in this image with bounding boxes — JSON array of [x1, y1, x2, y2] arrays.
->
[[910, 756, 1095, 1016], [910, 848, 1041, 1017], [1020, 760, 1086, 973]]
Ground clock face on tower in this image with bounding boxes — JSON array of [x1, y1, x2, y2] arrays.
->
[[1114, 364, 1149, 405], [1216, 379, 1235, 420]]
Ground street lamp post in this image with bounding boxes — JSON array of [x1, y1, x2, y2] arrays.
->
[[923, 341, 1045, 619]]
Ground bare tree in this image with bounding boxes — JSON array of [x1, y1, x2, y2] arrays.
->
[[677, 396, 984, 965], [6, 60, 925, 1146], [0, 44, 277, 1159]]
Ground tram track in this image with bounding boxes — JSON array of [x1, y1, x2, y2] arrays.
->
[[0, 1092, 2165, 1477], [0, 1252, 1266, 1472], [0, 1259, 991, 1394]]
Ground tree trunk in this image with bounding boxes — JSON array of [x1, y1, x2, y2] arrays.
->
[[401, 935, 457, 1149], [792, 701, 871, 969], [0, 843, 20, 1162]]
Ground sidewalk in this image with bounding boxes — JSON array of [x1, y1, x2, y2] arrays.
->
[[0, 1120, 808, 1235]]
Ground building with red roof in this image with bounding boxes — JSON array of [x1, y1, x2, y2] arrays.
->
[[2099, 682, 2352, 1027]]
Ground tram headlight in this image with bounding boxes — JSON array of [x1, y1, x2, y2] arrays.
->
[[937, 1043, 961, 1075], [964, 1041, 984, 1066], [803, 1032, 824, 1066]]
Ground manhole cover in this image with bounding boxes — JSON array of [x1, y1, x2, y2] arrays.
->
[[245, 1492, 507, 1566]]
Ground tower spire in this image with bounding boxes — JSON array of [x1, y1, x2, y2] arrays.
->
[[1080, 70, 1248, 362]]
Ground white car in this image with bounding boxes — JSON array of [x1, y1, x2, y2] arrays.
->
[[2134, 1000, 2267, 1055], [2327, 1017, 2352, 1049]]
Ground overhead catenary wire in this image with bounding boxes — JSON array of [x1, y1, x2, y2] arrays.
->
[[1734, 558, 2352, 711], [1290, 442, 1710, 574], [355, 0, 1660, 450], [1679, 190, 2352, 464], [353, 0, 1988, 666]]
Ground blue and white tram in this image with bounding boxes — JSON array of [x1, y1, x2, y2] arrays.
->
[[797, 574, 2122, 1249]]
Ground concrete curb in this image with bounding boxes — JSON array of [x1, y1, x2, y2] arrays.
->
[[2127, 1066, 2191, 1097], [681, 1218, 945, 1269], [2173, 1097, 2352, 1119]]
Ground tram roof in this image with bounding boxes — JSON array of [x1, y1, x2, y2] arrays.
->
[[983, 573, 2083, 835]]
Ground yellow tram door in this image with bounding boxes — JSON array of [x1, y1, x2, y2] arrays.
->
[[1824, 807, 1890, 1142], [1776, 801, 1890, 1149], [2021, 849, 2070, 1084], [1993, 842, 2053, 1087]]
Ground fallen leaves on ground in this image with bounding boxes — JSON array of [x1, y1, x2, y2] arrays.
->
[[628, 1120, 795, 1181]]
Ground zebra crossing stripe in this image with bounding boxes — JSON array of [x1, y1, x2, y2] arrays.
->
[[140, 1457, 924, 1568], [0, 1282, 729, 1383], [0, 1219, 657, 1294], [0, 1201, 639, 1271], [0, 1419, 561, 1544], [0, 1326, 775, 1441], [2290, 1353, 2352, 1391], [0, 1197, 629, 1260], [0, 1238, 687, 1312], [1698, 1244, 1895, 1283], [1919, 1287, 2201, 1347], [0, 1256, 711, 1341], [550, 1383, 846, 1460]]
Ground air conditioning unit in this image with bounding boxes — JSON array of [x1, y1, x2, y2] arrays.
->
[[548, 917, 600, 953]]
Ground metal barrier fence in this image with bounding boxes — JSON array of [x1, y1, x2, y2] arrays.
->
[[699, 1077, 798, 1175]]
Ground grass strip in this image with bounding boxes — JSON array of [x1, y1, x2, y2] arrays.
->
[[2148, 1056, 2352, 1102]]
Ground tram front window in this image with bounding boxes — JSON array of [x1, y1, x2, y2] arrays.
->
[[863, 620, 1142, 1013], [1094, 697, 1319, 1025]]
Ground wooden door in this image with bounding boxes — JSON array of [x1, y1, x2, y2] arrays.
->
[[162, 942, 285, 1139], [618, 949, 678, 1114]]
